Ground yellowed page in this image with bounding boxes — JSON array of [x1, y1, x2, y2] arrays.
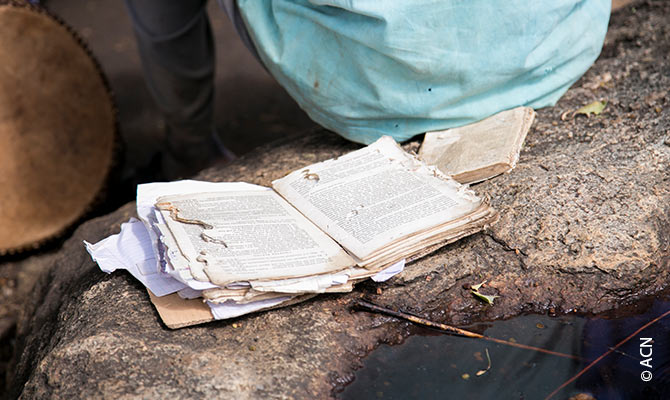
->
[[156, 189, 355, 286], [420, 106, 535, 184], [272, 136, 483, 260]]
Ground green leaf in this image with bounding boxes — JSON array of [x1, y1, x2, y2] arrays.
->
[[471, 290, 499, 305], [470, 281, 498, 305], [575, 100, 607, 117]]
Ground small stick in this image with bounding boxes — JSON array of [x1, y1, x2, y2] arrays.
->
[[544, 308, 670, 400], [353, 299, 584, 361]]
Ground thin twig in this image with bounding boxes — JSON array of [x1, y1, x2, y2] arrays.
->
[[607, 347, 641, 362], [583, 340, 641, 361], [544, 308, 670, 400], [353, 299, 584, 361]]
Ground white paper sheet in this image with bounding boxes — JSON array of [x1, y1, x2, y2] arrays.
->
[[177, 287, 203, 299], [371, 259, 405, 282], [249, 271, 352, 293], [84, 219, 186, 297], [207, 296, 292, 320]]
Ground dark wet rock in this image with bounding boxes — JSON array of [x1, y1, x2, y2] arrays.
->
[[6, 2, 670, 398]]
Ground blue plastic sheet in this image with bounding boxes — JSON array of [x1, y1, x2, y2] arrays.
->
[[238, 0, 610, 144]]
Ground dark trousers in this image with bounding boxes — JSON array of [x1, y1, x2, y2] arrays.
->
[[124, 0, 216, 162]]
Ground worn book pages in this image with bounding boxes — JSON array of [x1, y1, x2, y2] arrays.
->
[[272, 136, 490, 261], [419, 107, 535, 184], [353, 203, 497, 270], [89, 133, 500, 329], [88, 181, 411, 329], [155, 189, 355, 286]]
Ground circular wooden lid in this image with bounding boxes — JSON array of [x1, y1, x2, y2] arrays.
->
[[0, 3, 117, 254]]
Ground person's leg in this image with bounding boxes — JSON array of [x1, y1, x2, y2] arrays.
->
[[124, 0, 228, 177]]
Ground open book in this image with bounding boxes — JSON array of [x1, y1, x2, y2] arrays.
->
[[87, 136, 497, 328], [419, 107, 535, 184]]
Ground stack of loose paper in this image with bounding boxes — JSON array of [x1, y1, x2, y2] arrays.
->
[[86, 136, 497, 328]]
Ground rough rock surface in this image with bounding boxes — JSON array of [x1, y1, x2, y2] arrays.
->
[[6, 2, 670, 398]]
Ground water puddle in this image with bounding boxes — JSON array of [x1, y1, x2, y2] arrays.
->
[[341, 295, 669, 399]]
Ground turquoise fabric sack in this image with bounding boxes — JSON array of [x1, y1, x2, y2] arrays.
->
[[237, 0, 610, 144]]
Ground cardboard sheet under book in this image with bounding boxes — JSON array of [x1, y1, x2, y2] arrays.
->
[[86, 136, 498, 328]]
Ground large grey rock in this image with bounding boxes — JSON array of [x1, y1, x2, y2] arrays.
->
[[6, 2, 670, 398]]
